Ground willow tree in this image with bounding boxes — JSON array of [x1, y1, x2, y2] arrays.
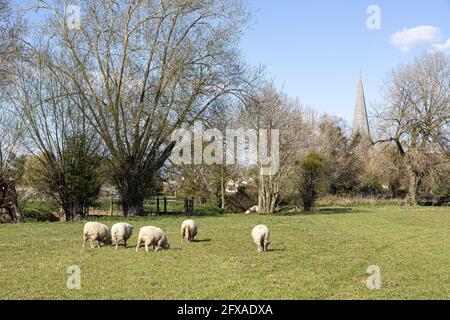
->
[[374, 52, 450, 205], [13, 53, 103, 221], [33, 0, 248, 215], [0, 0, 24, 223], [0, 0, 24, 90], [0, 113, 23, 223]]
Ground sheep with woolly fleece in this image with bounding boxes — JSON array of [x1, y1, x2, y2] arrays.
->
[[82, 222, 112, 248], [181, 219, 198, 243], [245, 205, 259, 214], [111, 222, 133, 249], [251, 224, 270, 252], [135, 226, 170, 252]]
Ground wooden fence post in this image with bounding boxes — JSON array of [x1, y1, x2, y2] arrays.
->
[[164, 197, 167, 214]]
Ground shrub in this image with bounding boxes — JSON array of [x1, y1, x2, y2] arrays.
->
[[297, 152, 325, 211]]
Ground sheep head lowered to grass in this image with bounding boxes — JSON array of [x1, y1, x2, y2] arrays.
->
[[181, 219, 198, 243], [252, 224, 270, 253], [136, 226, 170, 252], [82, 222, 112, 248]]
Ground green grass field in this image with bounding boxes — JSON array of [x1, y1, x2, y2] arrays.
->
[[1, 206, 450, 300]]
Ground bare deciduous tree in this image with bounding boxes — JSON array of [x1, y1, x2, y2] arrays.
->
[[0, 0, 24, 223], [0, 112, 23, 223], [374, 52, 450, 205], [13, 52, 103, 221], [0, 0, 24, 90], [241, 84, 305, 213], [32, 0, 249, 215]]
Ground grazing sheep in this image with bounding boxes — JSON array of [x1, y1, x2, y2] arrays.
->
[[111, 222, 133, 249], [181, 219, 198, 243], [135, 226, 170, 252], [245, 205, 259, 214], [82, 222, 112, 248], [251, 224, 270, 253]]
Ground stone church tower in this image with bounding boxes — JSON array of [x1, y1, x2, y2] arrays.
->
[[351, 76, 370, 139]]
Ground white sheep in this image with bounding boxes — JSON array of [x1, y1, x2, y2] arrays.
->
[[251, 224, 270, 253], [82, 222, 112, 248], [135, 226, 170, 252], [181, 219, 198, 243], [111, 222, 133, 249], [245, 205, 259, 214]]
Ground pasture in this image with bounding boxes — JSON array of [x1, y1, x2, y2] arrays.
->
[[1, 206, 450, 300]]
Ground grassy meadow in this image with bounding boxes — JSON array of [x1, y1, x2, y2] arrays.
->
[[1, 205, 450, 299]]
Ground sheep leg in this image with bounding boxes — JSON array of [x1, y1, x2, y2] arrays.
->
[[155, 245, 160, 252], [135, 241, 141, 252], [145, 242, 149, 252], [82, 236, 87, 248], [90, 239, 95, 249], [124, 240, 127, 248], [115, 241, 119, 250], [258, 239, 264, 252], [156, 238, 165, 251]]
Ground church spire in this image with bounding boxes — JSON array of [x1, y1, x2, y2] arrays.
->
[[351, 75, 370, 138]]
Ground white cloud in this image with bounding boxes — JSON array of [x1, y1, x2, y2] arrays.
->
[[431, 39, 450, 52], [390, 25, 441, 52]]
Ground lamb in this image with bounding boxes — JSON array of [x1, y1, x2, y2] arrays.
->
[[181, 219, 198, 243], [251, 224, 270, 253], [111, 222, 133, 249], [135, 226, 170, 252], [82, 222, 112, 248]]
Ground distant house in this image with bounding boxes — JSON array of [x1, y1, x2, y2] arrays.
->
[[226, 179, 249, 194]]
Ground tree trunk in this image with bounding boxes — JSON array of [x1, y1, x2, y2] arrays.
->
[[258, 175, 264, 212], [406, 165, 419, 206], [220, 164, 226, 209], [60, 196, 89, 221], [61, 203, 74, 222], [258, 175, 278, 214], [112, 162, 147, 217], [269, 194, 277, 213], [122, 195, 145, 216], [0, 176, 23, 224], [120, 182, 145, 216]]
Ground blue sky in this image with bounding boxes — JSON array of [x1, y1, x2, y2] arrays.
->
[[14, 0, 450, 125], [239, 0, 450, 124]]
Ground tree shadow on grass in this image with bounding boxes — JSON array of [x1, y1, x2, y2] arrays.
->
[[191, 239, 212, 243], [124, 245, 181, 251], [314, 207, 369, 215], [314, 208, 354, 214], [274, 207, 365, 216]]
